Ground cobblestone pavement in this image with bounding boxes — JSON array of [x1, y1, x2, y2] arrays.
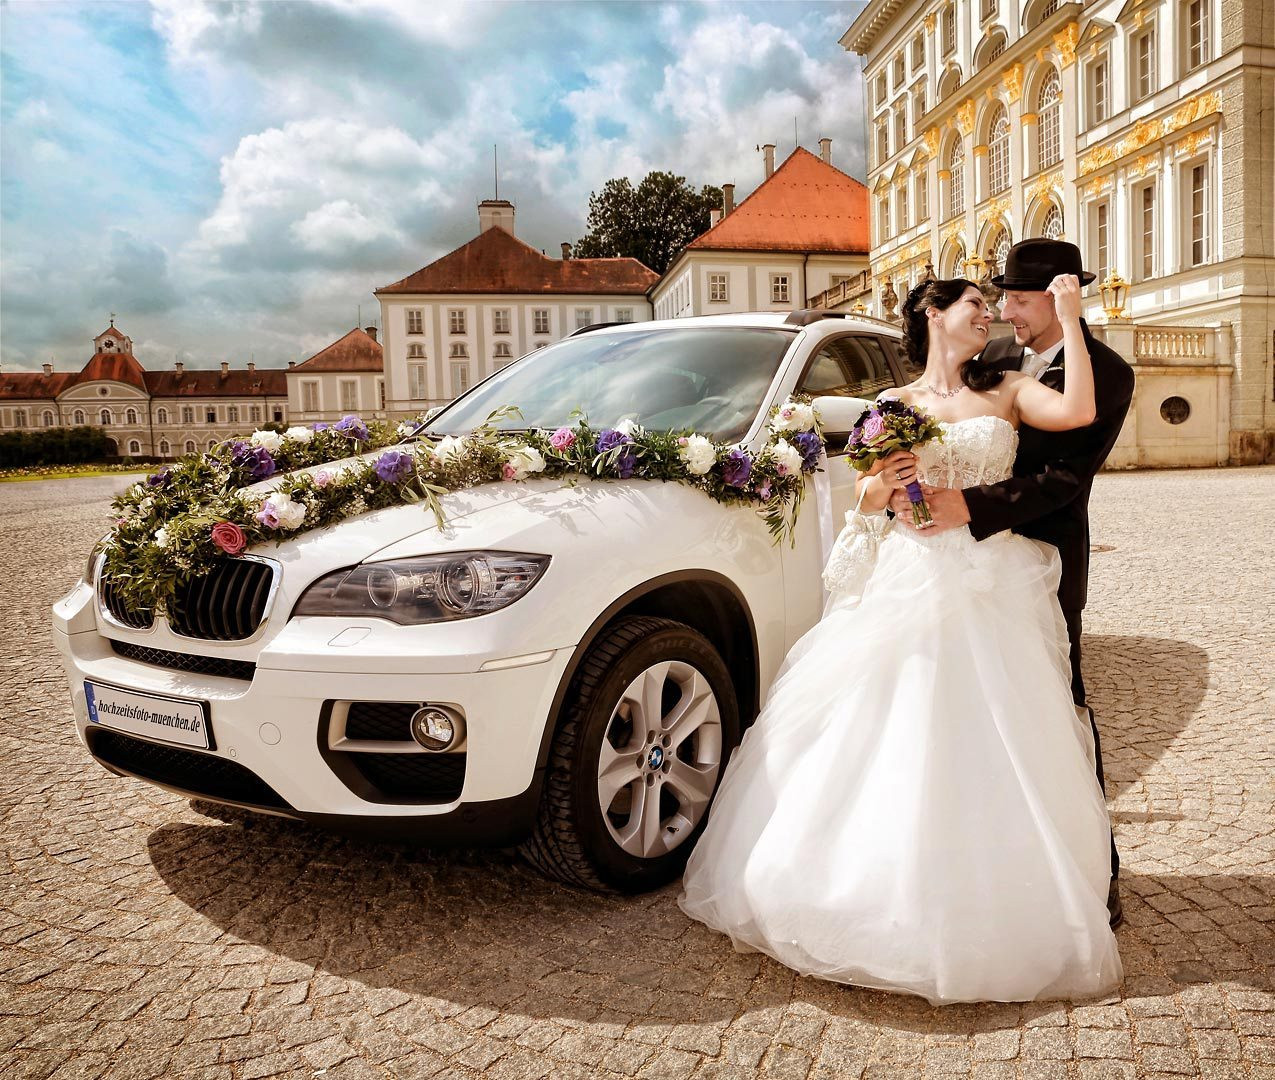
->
[[2, 468, 1273, 1080]]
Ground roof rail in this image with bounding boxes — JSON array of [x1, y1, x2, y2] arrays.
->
[[784, 309, 900, 330], [567, 321, 629, 337]]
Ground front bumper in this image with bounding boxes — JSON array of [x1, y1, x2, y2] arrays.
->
[[52, 581, 572, 838]]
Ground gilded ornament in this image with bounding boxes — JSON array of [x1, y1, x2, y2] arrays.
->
[[1053, 22, 1080, 67], [1031, 172, 1060, 201], [1125, 117, 1161, 152], [923, 12, 937, 31], [923, 127, 940, 157], [1079, 145, 1115, 176], [1002, 64, 1024, 104], [956, 100, 976, 135]]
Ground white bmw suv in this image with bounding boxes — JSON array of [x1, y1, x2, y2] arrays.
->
[[52, 311, 910, 891]]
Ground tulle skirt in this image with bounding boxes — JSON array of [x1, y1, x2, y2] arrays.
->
[[679, 525, 1122, 1004]]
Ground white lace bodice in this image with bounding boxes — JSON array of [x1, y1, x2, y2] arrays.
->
[[916, 415, 1018, 489]]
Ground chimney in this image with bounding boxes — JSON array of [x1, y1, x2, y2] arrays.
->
[[220, 361, 229, 377], [561, 242, 571, 260], [819, 137, 832, 164], [762, 143, 776, 179], [247, 361, 256, 372], [288, 361, 296, 369], [723, 183, 735, 216], [42, 362, 53, 376], [709, 209, 722, 227], [364, 325, 378, 342], [477, 198, 515, 236], [175, 361, 184, 375]]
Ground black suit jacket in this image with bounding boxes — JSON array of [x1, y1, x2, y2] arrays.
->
[[963, 320, 1135, 611]]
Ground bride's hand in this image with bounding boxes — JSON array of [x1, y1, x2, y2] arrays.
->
[[878, 450, 918, 490]]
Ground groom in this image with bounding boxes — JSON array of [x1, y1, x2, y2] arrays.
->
[[891, 239, 1135, 926]]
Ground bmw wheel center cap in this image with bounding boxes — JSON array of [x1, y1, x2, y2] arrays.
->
[[647, 746, 664, 770]]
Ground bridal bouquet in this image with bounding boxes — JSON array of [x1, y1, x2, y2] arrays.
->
[[845, 399, 944, 527]]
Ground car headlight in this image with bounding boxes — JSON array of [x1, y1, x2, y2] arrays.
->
[[292, 552, 551, 624]]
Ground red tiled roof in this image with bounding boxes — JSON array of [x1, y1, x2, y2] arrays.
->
[[0, 371, 75, 401], [70, 351, 149, 392], [686, 147, 870, 255], [143, 368, 287, 397], [293, 328, 383, 372], [377, 227, 658, 296]]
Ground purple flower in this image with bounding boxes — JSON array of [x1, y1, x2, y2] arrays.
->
[[721, 449, 752, 488], [595, 428, 631, 454], [313, 422, 329, 432], [145, 467, 171, 489], [793, 431, 822, 471], [754, 480, 773, 500], [374, 449, 415, 484], [333, 414, 369, 441], [616, 449, 637, 479], [231, 444, 276, 481]]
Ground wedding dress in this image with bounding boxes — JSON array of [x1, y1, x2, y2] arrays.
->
[[679, 415, 1122, 1004]]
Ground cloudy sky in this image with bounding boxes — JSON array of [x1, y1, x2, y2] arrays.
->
[[1, 0, 866, 373]]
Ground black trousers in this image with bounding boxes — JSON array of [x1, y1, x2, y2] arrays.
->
[[1063, 608, 1120, 881]]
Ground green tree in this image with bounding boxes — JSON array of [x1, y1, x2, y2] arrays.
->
[[574, 172, 723, 276]]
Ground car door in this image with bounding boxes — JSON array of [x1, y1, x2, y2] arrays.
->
[[780, 332, 902, 646]]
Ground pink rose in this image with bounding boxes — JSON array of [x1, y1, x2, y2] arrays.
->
[[863, 414, 886, 441], [210, 521, 246, 555], [501, 463, 517, 481], [255, 504, 280, 529], [549, 427, 576, 451], [313, 469, 333, 488]]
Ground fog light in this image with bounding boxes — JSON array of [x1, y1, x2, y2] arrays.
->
[[410, 706, 461, 751]]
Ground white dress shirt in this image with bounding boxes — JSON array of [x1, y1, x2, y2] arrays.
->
[[1021, 338, 1064, 380]]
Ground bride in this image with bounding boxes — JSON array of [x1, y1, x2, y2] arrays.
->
[[679, 275, 1122, 1004]]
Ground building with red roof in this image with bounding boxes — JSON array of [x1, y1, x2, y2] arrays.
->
[[651, 144, 871, 319], [286, 326, 386, 423], [375, 201, 656, 412]]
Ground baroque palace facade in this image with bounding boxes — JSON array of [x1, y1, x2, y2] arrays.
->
[[843, 0, 1275, 464]]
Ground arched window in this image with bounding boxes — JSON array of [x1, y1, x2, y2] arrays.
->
[[948, 140, 965, 218], [159, 440, 171, 456], [185, 440, 196, 454], [494, 342, 512, 358], [1037, 69, 1061, 170], [974, 32, 1008, 72], [42, 410, 54, 427], [73, 409, 85, 426], [449, 343, 468, 358], [1026, 0, 1060, 31], [938, 67, 962, 101], [207, 439, 218, 451], [941, 241, 967, 278], [100, 408, 112, 426], [989, 226, 1012, 276], [128, 440, 141, 455], [407, 344, 425, 359], [156, 407, 168, 425], [126, 408, 138, 425], [988, 106, 1011, 195], [1042, 204, 1064, 240]]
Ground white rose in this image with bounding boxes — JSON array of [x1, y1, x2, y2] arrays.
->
[[396, 421, 416, 437], [678, 434, 717, 476], [615, 417, 641, 436], [771, 439, 804, 477], [250, 429, 284, 453], [770, 400, 815, 434], [433, 435, 467, 462], [505, 446, 546, 480], [154, 526, 170, 549], [284, 426, 313, 445], [262, 492, 307, 530]]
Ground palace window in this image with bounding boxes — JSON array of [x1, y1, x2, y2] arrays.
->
[[450, 362, 471, 396], [128, 440, 141, 455], [377, 379, 385, 409], [1087, 55, 1110, 127], [874, 74, 887, 108], [494, 342, 513, 358], [911, 34, 924, 71], [708, 273, 729, 302], [532, 308, 550, 334], [898, 185, 910, 232], [1187, 160, 1210, 266], [226, 406, 239, 424], [493, 308, 511, 334], [1042, 204, 1064, 241], [990, 226, 1012, 277], [100, 409, 112, 426], [575, 307, 594, 330], [981, 0, 997, 22], [302, 381, 319, 412], [770, 274, 791, 304], [407, 343, 425, 358], [878, 197, 891, 241], [14, 409, 26, 428], [1137, 183, 1157, 280], [181, 406, 193, 425], [73, 409, 85, 425], [406, 308, 423, 334], [449, 342, 468, 358], [941, 4, 956, 57], [339, 380, 358, 411], [894, 105, 907, 150], [409, 363, 428, 400], [615, 307, 634, 322], [250, 406, 261, 422], [876, 120, 889, 165], [126, 407, 138, 424], [42, 410, 54, 427], [913, 83, 927, 124], [948, 140, 965, 218], [206, 409, 217, 423], [1133, 26, 1156, 100], [448, 309, 466, 334], [916, 171, 929, 223], [988, 106, 1010, 195], [891, 53, 905, 89], [1038, 69, 1062, 170], [1090, 201, 1111, 282], [185, 440, 196, 454], [1185, 0, 1211, 71], [272, 408, 283, 423], [159, 440, 170, 456], [156, 407, 168, 424]]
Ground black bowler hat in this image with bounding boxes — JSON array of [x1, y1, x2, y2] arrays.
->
[[990, 238, 1096, 289]]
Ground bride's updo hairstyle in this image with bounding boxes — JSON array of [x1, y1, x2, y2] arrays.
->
[[901, 278, 1005, 392]]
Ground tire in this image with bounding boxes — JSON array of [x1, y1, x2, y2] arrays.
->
[[520, 616, 740, 892]]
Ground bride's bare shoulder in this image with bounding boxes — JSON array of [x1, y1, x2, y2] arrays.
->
[[879, 383, 922, 406]]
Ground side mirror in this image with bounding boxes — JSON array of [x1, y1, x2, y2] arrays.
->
[[812, 396, 873, 438]]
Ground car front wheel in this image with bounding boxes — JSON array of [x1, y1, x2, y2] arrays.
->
[[521, 616, 740, 892]]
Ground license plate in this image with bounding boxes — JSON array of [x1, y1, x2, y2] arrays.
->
[[84, 681, 212, 750]]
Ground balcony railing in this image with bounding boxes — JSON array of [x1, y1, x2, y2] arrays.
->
[[1134, 326, 1212, 362], [807, 271, 874, 311]]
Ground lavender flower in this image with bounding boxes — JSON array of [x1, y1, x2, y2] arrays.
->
[[793, 431, 822, 472], [616, 449, 637, 479], [595, 429, 631, 454], [231, 444, 276, 481], [313, 422, 329, 432], [374, 449, 415, 484], [721, 449, 752, 488], [145, 467, 172, 489], [333, 415, 369, 441]]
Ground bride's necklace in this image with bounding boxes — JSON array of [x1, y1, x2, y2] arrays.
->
[[923, 382, 966, 399]]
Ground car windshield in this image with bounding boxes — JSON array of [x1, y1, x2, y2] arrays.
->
[[425, 326, 796, 442]]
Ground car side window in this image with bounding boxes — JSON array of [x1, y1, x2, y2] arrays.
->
[[798, 334, 897, 398], [884, 336, 924, 383]]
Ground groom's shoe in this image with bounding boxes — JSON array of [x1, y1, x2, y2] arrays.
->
[[1107, 881, 1123, 929]]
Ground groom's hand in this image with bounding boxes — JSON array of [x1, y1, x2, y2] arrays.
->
[[889, 486, 972, 534]]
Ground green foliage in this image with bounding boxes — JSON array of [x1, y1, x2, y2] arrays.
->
[[0, 426, 114, 468], [573, 171, 723, 275]]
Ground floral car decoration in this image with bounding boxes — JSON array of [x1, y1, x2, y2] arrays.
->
[[97, 400, 826, 617]]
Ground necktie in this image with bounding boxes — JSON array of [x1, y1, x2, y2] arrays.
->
[[1021, 350, 1051, 379]]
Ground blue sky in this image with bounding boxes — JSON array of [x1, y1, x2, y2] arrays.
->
[[1, 0, 866, 371]]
